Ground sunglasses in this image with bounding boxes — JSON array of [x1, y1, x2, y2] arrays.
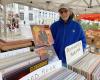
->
[[59, 10, 68, 14]]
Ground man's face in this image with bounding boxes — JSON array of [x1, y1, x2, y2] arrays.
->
[[59, 8, 70, 21]]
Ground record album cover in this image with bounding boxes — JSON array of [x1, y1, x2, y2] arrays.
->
[[31, 25, 54, 46]]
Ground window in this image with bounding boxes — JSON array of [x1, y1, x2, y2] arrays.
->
[[7, 4, 14, 8], [18, 4, 24, 10], [19, 12, 24, 20], [29, 13, 33, 21], [29, 6, 33, 10], [39, 12, 41, 17], [45, 12, 47, 18]]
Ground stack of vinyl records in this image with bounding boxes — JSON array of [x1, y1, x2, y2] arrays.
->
[[68, 52, 89, 70], [0, 47, 31, 59], [38, 67, 87, 80], [92, 63, 100, 80], [0, 51, 41, 79], [68, 53, 100, 80]]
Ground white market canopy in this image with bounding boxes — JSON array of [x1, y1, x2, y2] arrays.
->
[[0, 0, 100, 14]]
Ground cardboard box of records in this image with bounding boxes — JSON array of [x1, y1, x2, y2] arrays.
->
[[86, 29, 100, 48], [95, 41, 100, 49], [85, 29, 94, 45], [95, 53, 100, 55], [86, 36, 94, 45], [94, 35, 100, 49]]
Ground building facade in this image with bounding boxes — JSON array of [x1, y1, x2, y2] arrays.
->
[[6, 3, 59, 27]]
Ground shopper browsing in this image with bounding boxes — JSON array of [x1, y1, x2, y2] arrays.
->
[[50, 5, 86, 67]]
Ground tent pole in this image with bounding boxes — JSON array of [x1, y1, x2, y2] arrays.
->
[[3, 4, 7, 37], [0, 6, 2, 37], [96, 0, 100, 6], [82, 0, 89, 6], [89, 0, 92, 8]]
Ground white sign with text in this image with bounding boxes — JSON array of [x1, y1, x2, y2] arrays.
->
[[19, 60, 62, 80], [65, 41, 83, 64]]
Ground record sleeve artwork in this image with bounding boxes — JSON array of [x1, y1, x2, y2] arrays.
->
[[35, 47, 48, 60], [31, 25, 54, 46], [35, 46, 57, 60]]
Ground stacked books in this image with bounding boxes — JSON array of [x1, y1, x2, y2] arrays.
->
[[0, 52, 40, 74], [3, 59, 48, 80], [38, 67, 87, 80], [0, 51, 41, 79], [68, 53, 100, 80]]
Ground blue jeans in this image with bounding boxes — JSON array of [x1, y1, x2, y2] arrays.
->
[[62, 63, 67, 68]]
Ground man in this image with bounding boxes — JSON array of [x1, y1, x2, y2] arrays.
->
[[50, 6, 86, 67]]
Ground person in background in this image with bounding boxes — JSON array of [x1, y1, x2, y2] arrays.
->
[[50, 5, 86, 67]]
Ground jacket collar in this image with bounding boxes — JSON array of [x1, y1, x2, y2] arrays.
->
[[59, 17, 72, 24]]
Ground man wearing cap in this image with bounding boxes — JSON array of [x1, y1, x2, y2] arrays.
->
[[50, 5, 86, 67]]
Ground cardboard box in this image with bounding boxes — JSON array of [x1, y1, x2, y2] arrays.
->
[[86, 36, 94, 45], [95, 41, 100, 49]]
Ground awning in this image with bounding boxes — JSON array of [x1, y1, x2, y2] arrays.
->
[[79, 14, 100, 21], [0, 0, 100, 14]]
